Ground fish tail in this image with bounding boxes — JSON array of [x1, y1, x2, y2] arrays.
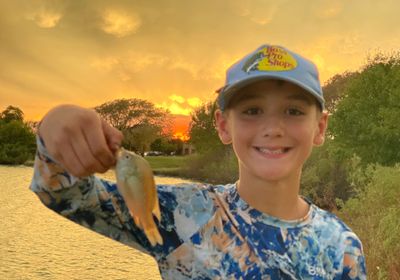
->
[[132, 214, 142, 229]]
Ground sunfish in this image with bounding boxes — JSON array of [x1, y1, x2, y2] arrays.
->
[[115, 148, 163, 246]]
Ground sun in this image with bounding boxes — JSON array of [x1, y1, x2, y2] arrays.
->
[[171, 115, 191, 141], [173, 131, 190, 141]]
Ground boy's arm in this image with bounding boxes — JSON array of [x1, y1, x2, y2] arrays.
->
[[30, 105, 207, 260], [29, 105, 176, 257], [30, 134, 158, 255]]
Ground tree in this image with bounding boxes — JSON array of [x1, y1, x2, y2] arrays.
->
[[0, 120, 36, 164], [187, 101, 238, 183], [0, 105, 24, 123], [301, 139, 354, 211], [339, 165, 400, 279], [189, 101, 224, 153], [26, 121, 40, 134], [329, 52, 400, 166], [123, 123, 161, 155], [322, 71, 359, 113], [150, 137, 178, 155], [94, 98, 170, 131], [170, 138, 185, 155], [0, 106, 36, 164], [94, 99, 171, 153]]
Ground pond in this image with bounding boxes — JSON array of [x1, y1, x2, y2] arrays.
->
[[0, 165, 195, 280]]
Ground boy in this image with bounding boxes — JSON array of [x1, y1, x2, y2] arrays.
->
[[30, 44, 366, 279]]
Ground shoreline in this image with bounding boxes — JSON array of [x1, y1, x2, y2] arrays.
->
[[3, 161, 206, 183]]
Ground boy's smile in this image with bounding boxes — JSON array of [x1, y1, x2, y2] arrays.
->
[[216, 80, 328, 184]]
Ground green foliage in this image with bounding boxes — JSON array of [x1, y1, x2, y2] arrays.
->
[[150, 137, 180, 155], [322, 71, 359, 113], [0, 105, 24, 123], [185, 147, 238, 184], [95, 98, 170, 130], [187, 100, 238, 183], [122, 123, 161, 154], [301, 139, 353, 211], [95, 99, 171, 154], [329, 52, 400, 166], [189, 101, 224, 154], [338, 165, 400, 279], [0, 120, 36, 164], [0, 105, 36, 164]]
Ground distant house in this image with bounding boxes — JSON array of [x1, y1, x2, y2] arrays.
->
[[182, 143, 195, 155]]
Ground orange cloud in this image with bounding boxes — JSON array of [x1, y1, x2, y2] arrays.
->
[[101, 10, 141, 37], [157, 94, 204, 116], [26, 10, 62, 28], [2, 0, 400, 123]]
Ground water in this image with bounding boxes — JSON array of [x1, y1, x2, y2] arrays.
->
[[0, 165, 195, 280]]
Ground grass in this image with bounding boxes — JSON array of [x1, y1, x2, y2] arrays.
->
[[145, 156, 189, 169], [145, 155, 192, 178]]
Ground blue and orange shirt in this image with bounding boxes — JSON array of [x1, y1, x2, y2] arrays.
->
[[30, 137, 366, 279]]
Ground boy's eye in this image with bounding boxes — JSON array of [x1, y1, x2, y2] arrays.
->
[[286, 108, 304, 116], [243, 107, 263, 115]]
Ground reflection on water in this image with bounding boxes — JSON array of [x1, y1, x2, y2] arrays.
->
[[0, 165, 195, 280]]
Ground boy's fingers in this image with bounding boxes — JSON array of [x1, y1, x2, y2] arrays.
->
[[83, 120, 116, 168], [101, 118, 123, 153], [71, 130, 109, 175], [59, 142, 88, 177]]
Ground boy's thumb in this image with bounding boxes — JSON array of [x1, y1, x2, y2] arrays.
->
[[101, 118, 123, 152]]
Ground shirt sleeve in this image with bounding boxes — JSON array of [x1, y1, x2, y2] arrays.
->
[[341, 233, 367, 280], [28, 134, 190, 259]]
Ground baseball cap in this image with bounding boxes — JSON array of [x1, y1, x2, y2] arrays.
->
[[216, 44, 324, 110]]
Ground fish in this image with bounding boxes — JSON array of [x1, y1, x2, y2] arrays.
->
[[115, 148, 163, 246]]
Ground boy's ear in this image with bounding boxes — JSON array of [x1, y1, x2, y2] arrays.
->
[[214, 109, 232, 145], [313, 111, 329, 146]]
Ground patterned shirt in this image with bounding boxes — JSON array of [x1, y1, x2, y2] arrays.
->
[[30, 137, 367, 279]]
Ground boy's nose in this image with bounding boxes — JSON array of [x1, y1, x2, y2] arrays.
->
[[261, 116, 284, 138]]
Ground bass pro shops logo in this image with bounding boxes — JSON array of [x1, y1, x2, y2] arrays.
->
[[242, 46, 298, 73]]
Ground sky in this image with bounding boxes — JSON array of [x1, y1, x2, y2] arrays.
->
[[1, 0, 399, 134]]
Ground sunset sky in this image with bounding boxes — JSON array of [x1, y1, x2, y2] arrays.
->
[[1, 0, 399, 135]]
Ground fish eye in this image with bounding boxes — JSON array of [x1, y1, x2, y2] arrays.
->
[[125, 155, 130, 159]]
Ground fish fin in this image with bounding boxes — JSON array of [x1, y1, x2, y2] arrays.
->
[[144, 226, 163, 246], [141, 212, 163, 246], [133, 214, 142, 229], [152, 195, 161, 222], [140, 166, 161, 221]]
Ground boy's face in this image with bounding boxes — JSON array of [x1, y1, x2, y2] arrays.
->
[[215, 80, 328, 183]]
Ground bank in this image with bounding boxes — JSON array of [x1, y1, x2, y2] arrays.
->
[[23, 156, 204, 182]]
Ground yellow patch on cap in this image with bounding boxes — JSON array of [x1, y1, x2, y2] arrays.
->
[[242, 46, 298, 72]]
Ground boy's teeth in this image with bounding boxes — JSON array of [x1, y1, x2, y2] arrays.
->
[[258, 148, 285, 154]]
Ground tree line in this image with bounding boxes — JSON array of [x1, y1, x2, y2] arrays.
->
[[94, 99, 185, 155], [0, 99, 186, 165], [0, 106, 36, 164]]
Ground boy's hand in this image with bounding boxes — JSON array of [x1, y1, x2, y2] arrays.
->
[[38, 104, 123, 177]]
